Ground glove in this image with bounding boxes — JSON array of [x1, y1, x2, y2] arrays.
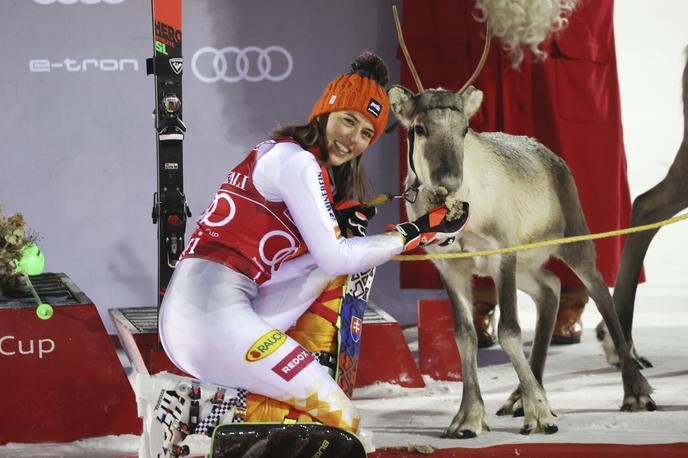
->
[[334, 201, 377, 238], [395, 202, 469, 252]]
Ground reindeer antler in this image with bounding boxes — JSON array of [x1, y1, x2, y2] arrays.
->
[[392, 5, 424, 94], [392, 4, 492, 96], [458, 22, 491, 95]]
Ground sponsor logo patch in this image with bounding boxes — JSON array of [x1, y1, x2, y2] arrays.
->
[[245, 329, 287, 362], [271, 346, 314, 381], [367, 98, 382, 118]]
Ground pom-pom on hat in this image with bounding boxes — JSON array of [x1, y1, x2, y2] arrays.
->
[[308, 52, 390, 144]]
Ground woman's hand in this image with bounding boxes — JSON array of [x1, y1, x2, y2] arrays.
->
[[394, 202, 469, 252], [335, 201, 377, 237]]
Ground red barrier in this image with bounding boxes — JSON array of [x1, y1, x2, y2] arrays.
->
[[355, 304, 425, 388], [0, 274, 140, 444], [417, 299, 462, 381], [369, 443, 688, 458]]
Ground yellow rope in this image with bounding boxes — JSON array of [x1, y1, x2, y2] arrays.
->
[[392, 212, 688, 261]]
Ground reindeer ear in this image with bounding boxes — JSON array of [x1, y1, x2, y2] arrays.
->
[[460, 86, 483, 119], [387, 85, 416, 127]]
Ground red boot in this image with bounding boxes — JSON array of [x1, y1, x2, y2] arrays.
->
[[472, 285, 497, 348], [551, 285, 589, 345]]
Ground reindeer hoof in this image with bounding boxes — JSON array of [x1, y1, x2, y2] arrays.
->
[[520, 425, 533, 435], [646, 400, 657, 411], [443, 429, 477, 439], [620, 403, 633, 412], [544, 424, 559, 434], [513, 407, 524, 417], [638, 357, 654, 368]]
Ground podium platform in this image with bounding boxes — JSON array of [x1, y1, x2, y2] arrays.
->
[[0, 273, 141, 444], [110, 301, 425, 388]]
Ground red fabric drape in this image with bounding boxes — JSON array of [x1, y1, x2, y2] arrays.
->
[[398, 0, 639, 288]]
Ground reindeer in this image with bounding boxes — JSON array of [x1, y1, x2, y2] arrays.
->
[[387, 82, 656, 438], [596, 53, 688, 369]]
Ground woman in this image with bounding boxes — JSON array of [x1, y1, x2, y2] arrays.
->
[[159, 52, 467, 434]]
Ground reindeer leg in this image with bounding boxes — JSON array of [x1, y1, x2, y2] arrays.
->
[[602, 157, 688, 368], [495, 255, 557, 434], [561, 241, 656, 412], [438, 261, 489, 439], [498, 268, 561, 418]]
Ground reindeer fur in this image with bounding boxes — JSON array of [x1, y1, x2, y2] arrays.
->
[[389, 84, 655, 438], [596, 53, 688, 369]]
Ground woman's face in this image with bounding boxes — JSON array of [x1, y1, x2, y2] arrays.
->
[[324, 110, 375, 167]]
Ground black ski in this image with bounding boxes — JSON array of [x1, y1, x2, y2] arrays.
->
[[210, 423, 367, 458], [147, 0, 189, 308]]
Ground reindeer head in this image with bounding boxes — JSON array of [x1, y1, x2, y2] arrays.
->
[[388, 85, 483, 192]]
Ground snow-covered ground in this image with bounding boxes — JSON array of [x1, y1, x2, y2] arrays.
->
[[356, 286, 688, 450], [2, 286, 686, 457]]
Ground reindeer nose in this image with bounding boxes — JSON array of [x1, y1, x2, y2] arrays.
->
[[436, 173, 462, 192]]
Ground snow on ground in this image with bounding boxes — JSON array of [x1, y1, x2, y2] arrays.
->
[[355, 286, 688, 449], [2, 286, 686, 457]]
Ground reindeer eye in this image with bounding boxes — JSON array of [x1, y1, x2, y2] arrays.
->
[[414, 125, 427, 137], [463, 126, 469, 136]]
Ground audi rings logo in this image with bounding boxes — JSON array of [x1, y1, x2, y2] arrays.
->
[[192, 46, 293, 83], [34, 0, 126, 4], [259, 230, 298, 273]]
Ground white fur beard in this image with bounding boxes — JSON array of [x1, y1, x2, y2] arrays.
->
[[474, 0, 579, 67]]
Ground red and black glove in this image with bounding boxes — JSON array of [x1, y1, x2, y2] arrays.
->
[[335, 201, 377, 238], [395, 202, 469, 252]]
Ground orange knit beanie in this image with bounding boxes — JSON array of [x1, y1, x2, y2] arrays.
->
[[308, 52, 390, 144]]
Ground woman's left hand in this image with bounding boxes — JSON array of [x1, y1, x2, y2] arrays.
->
[[334, 201, 377, 237]]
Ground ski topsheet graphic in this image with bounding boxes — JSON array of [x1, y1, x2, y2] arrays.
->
[[336, 268, 375, 397]]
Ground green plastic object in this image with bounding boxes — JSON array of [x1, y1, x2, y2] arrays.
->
[[15, 243, 45, 276], [36, 303, 53, 320]]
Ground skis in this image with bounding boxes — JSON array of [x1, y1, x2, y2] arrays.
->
[[147, 0, 190, 307], [210, 423, 366, 458], [336, 268, 375, 397]]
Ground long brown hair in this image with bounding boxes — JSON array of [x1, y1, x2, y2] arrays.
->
[[270, 114, 371, 203]]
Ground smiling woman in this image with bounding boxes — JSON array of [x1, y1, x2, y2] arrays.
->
[[155, 50, 468, 452]]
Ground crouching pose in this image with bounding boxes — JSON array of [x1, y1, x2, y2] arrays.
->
[[158, 52, 467, 447]]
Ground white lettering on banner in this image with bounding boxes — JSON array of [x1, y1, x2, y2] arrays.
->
[[258, 230, 298, 273], [0, 336, 55, 359], [29, 59, 138, 73], [200, 192, 236, 228], [33, 0, 127, 4], [192, 46, 293, 83], [227, 171, 249, 190]]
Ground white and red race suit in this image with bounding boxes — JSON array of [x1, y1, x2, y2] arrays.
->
[[159, 138, 403, 433], [180, 138, 402, 284]]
